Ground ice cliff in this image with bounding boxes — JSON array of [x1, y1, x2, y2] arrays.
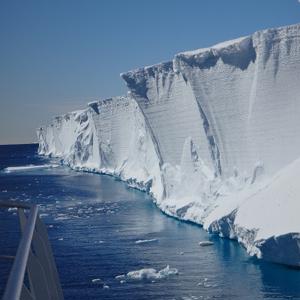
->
[[38, 23, 300, 267]]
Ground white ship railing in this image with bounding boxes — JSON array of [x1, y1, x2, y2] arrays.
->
[[1, 200, 64, 300]]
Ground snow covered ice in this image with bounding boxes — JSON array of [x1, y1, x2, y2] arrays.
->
[[38, 23, 300, 267]]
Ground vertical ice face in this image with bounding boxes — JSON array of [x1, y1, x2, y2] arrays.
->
[[38, 114, 79, 157], [38, 96, 164, 200], [87, 96, 164, 199], [175, 24, 300, 180], [121, 61, 222, 220], [88, 97, 134, 172], [121, 63, 214, 172], [38, 109, 100, 169], [174, 36, 257, 179]]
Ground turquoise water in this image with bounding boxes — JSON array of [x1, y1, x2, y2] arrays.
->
[[0, 144, 300, 300]]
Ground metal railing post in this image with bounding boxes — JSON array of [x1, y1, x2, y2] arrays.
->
[[1, 200, 64, 300], [2, 206, 38, 300]]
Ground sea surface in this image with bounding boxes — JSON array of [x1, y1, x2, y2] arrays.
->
[[0, 144, 300, 300]]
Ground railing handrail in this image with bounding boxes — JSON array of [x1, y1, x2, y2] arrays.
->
[[1, 200, 64, 300], [1, 202, 38, 300], [0, 200, 31, 209]]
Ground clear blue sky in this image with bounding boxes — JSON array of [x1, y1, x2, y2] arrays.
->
[[1, 0, 300, 144]]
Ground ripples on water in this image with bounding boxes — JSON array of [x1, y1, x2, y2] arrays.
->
[[0, 144, 300, 300]]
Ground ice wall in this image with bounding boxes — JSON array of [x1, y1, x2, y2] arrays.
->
[[38, 23, 300, 266], [175, 25, 300, 179], [38, 109, 99, 169], [121, 62, 219, 222], [38, 96, 164, 200]]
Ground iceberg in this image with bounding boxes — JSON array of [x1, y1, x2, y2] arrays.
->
[[38, 23, 300, 267]]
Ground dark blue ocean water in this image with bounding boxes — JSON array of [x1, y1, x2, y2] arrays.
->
[[0, 144, 300, 300]]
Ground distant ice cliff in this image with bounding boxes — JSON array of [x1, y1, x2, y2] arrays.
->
[[38, 23, 300, 267]]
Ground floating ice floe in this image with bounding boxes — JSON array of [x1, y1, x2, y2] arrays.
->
[[54, 215, 70, 221], [135, 238, 158, 244], [3, 164, 59, 173], [197, 277, 218, 288], [91, 278, 102, 284], [39, 213, 49, 218], [198, 241, 214, 247], [116, 265, 178, 282], [91, 278, 109, 289], [8, 207, 17, 212]]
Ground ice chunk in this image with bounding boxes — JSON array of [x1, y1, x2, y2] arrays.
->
[[116, 265, 178, 282], [91, 278, 102, 284], [135, 238, 158, 244], [198, 241, 214, 247]]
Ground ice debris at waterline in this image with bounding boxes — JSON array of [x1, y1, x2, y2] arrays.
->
[[115, 266, 178, 282], [38, 23, 300, 267]]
